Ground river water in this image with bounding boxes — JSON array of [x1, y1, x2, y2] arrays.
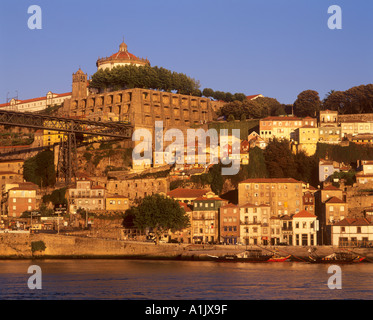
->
[[0, 260, 372, 300]]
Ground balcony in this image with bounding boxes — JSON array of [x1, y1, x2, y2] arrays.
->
[[240, 220, 261, 225], [192, 215, 214, 220]]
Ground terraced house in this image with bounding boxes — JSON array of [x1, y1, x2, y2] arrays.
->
[[238, 178, 303, 216], [191, 192, 226, 244]]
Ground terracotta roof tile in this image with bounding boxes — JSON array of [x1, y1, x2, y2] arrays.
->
[[293, 210, 317, 218], [167, 188, 208, 198], [326, 196, 345, 204]]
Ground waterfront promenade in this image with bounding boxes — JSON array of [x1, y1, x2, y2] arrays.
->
[[0, 233, 372, 261]]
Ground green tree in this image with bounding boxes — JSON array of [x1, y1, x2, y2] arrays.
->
[[293, 90, 321, 117], [246, 147, 268, 178], [227, 114, 235, 122], [202, 88, 214, 98], [23, 149, 56, 187], [209, 164, 224, 195], [133, 194, 190, 244]]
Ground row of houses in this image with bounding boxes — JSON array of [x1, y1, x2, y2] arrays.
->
[[166, 182, 319, 246], [164, 175, 373, 247], [260, 110, 373, 156]]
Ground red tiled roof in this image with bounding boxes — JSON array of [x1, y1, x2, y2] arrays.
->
[[334, 218, 372, 226], [239, 203, 256, 208], [194, 196, 224, 201], [167, 188, 208, 198], [109, 50, 141, 61], [239, 178, 302, 184], [0, 92, 71, 108], [326, 196, 345, 204], [179, 202, 192, 212], [246, 94, 262, 100], [92, 185, 105, 190], [293, 210, 316, 218]]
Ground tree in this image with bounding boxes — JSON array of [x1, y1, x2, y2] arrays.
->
[[209, 164, 224, 195], [133, 194, 190, 244], [247, 97, 283, 118], [245, 147, 268, 178], [293, 90, 321, 117], [202, 88, 214, 98], [227, 114, 235, 122], [264, 138, 298, 179], [23, 149, 56, 187]]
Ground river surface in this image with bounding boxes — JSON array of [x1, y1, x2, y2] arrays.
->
[[0, 260, 372, 300]]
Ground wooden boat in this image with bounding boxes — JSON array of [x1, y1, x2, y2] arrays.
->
[[308, 252, 366, 264], [208, 249, 273, 262], [268, 255, 291, 262]]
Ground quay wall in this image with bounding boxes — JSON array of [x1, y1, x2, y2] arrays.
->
[[0, 233, 372, 260]]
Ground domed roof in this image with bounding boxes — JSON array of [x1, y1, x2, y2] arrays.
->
[[96, 41, 150, 69]]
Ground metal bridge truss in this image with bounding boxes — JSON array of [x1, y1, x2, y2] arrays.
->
[[0, 111, 133, 186]]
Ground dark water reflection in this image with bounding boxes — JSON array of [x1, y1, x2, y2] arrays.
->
[[0, 260, 372, 300]]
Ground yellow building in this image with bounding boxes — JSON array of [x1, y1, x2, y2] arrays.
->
[[106, 195, 129, 212], [295, 125, 319, 156], [43, 128, 63, 147], [260, 116, 316, 142], [238, 178, 303, 216]]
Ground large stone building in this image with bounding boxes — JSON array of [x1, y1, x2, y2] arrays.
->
[[60, 41, 216, 137], [238, 178, 304, 216], [106, 178, 169, 203]]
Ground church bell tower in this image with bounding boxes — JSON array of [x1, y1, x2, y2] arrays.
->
[[72, 68, 88, 99]]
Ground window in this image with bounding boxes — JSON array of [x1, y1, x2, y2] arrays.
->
[[329, 206, 334, 212], [357, 227, 361, 234]]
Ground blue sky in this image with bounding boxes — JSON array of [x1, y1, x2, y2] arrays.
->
[[0, 0, 372, 105]]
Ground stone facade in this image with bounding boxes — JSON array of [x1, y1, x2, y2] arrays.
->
[[62, 83, 216, 134], [106, 178, 169, 203], [238, 178, 303, 216]]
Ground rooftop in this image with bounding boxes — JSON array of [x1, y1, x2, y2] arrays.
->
[[326, 196, 345, 204], [333, 217, 372, 226], [293, 210, 317, 218], [239, 178, 302, 184], [167, 188, 209, 198]]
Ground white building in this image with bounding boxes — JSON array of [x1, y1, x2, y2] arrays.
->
[[68, 177, 106, 214], [239, 203, 271, 245], [292, 210, 318, 246], [332, 218, 373, 247], [0, 91, 71, 113]]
